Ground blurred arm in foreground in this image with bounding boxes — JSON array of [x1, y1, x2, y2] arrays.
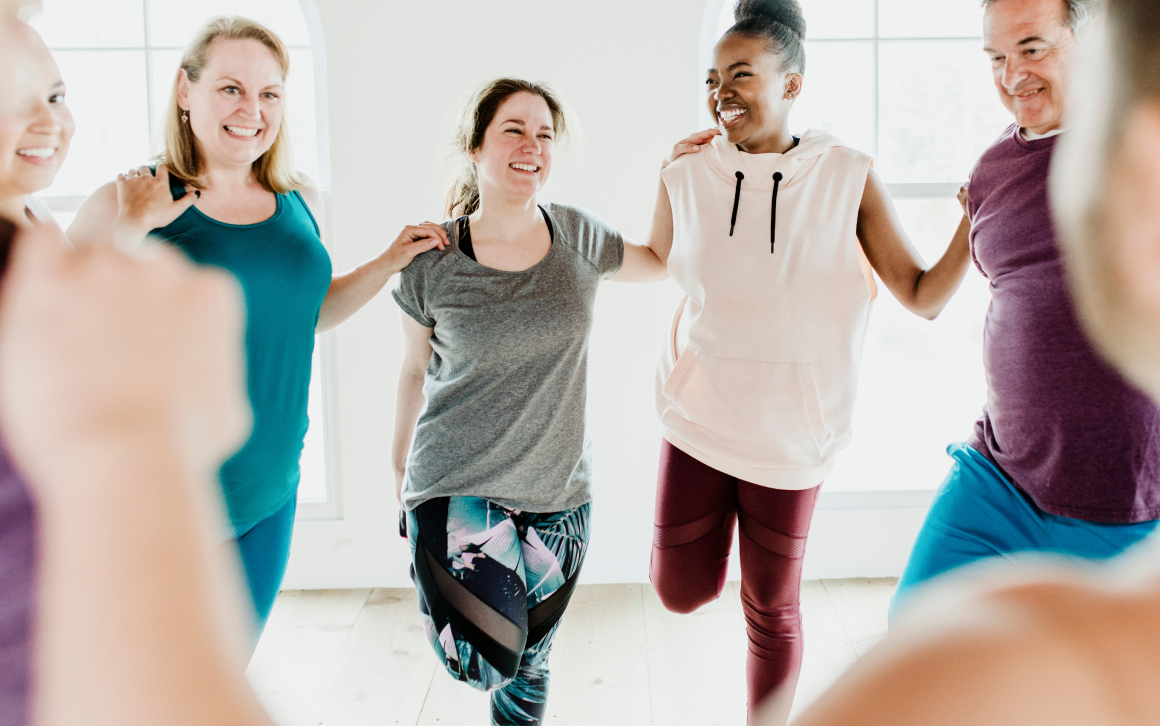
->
[[0, 220, 272, 726]]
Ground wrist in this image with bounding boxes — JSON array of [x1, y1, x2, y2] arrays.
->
[[24, 423, 204, 512], [373, 248, 406, 278], [112, 214, 151, 248]]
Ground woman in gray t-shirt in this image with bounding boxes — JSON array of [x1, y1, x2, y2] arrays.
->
[[391, 78, 669, 726]]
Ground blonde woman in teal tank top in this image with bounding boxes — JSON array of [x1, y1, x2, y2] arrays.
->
[[68, 17, 449, 646]]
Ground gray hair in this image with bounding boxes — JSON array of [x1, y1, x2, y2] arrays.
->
[[981, 0, 1103, 31]]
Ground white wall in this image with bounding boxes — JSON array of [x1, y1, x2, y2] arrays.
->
[[283, 0, 931, 590]]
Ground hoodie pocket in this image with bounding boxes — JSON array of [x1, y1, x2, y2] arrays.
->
[[661, 348, 828, 466]]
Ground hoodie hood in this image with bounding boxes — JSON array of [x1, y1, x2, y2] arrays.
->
[[704, 129, 847, 190]]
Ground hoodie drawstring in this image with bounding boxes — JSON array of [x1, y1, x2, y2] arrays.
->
[[771, 172, 783, 254], [727, 170, 784, 254], [729, 171, 744, 237]]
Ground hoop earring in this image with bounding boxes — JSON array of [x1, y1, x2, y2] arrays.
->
[[182, 111, 188, 123]]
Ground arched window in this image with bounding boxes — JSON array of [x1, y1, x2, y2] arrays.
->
[[31, 0, 338, 516], [704, 0, 1002, 499]]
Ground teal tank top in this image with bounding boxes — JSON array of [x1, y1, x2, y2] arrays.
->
[[155, 177, 333, 525]]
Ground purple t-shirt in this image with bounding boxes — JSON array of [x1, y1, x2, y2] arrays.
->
[[0, 441, 34, 726], [966, 124, 1160, 523]]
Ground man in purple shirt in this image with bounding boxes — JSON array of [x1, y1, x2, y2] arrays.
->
[[891, 0, 1160, 613]]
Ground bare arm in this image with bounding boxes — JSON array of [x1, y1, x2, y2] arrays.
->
[[64, 181, 119, 248], [614, 178, 675, 283], [613, 129, 719, 283], [297, 183, 450, 333], [785, 578, 1141, 726], [393, 312, 434, 501], [0, 225, 269, 726], [856, 168, 971, 321]]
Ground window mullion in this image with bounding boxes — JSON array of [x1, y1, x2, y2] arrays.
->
[[873, 0, 880, 163], [143, 0, 155, 150]]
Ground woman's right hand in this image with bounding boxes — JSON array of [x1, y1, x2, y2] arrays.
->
[[662, 128, 722, 169], [113, 162, 199, 245], [377, 223, 450, 277]]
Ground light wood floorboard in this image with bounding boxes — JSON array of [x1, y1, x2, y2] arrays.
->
[[249, 579, 896, 726]]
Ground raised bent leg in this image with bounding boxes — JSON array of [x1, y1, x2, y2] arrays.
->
[[736, 481, 820, 724], [409, 497, 530, 692], [650, 439, 738, 613]]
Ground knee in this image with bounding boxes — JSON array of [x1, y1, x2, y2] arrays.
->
[[651, 570, 722, 614], [441, 652, 517, 693]]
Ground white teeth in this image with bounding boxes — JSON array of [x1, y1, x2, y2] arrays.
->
[[719, 108, 746, 123], [225, 126, 260, 138], [511, 163, 539, 172], [17, 147, 55, 159]]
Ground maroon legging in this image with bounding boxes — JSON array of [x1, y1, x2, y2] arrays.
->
[[650, 440, 820, 719]]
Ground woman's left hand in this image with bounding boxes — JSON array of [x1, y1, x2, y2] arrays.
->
[[957, 184, 969, 217]]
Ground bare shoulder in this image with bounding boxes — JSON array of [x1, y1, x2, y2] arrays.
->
[[66, 180, 121, 246], [85, 180, 120, 211]]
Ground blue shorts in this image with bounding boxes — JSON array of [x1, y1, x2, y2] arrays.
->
[[891, 443, 1160, 619]]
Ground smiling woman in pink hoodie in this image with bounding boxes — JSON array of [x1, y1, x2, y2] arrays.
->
[[642, 0, 974, 721]]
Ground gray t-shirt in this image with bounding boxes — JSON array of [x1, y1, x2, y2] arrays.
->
[[392, 203, 624, 513]]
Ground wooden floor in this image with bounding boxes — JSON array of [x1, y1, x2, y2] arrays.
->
[[247, 579, 896, 726]]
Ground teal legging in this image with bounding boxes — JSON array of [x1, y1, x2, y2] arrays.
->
[[892, 443, 1160, 619], [232, 494, 297, 643]]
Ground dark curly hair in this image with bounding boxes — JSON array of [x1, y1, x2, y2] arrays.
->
[[725, 0, 808, 74]]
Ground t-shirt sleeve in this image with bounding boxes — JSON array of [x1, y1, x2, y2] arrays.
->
[[391, 260, 436, 328], [558, 205, 625, 279]]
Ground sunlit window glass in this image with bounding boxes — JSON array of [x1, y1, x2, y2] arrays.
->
[[790, 42, 875, 157], [878, 41, 1012, 182], [879, 0, 985, 38]]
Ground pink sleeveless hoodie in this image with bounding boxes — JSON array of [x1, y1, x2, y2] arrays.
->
[[657, 130, 874, 489]]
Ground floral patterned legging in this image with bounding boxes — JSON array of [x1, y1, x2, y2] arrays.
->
[[407, 496, 591, 726]]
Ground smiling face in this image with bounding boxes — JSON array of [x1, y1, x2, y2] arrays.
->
[[706, 32, 801, 154], [983, 0, 1076, 135], [468, 92, 555, 205], [178, 38, 285, 173], [0, 20, 74, 208]]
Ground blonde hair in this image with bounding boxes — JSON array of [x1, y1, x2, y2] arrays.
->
[[446, 78, 572, 219], [159, 16, 300, 194]]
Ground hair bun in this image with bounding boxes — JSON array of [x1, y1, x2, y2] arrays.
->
[[733, 0, 806, 40]]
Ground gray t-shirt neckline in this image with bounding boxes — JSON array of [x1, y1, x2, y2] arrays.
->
[[450, 205, 560, 275]]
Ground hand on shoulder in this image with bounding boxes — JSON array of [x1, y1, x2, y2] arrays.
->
[[113, 162, 199, 243], [379, 221, 450, 277], [663, 128, 721, 170]]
